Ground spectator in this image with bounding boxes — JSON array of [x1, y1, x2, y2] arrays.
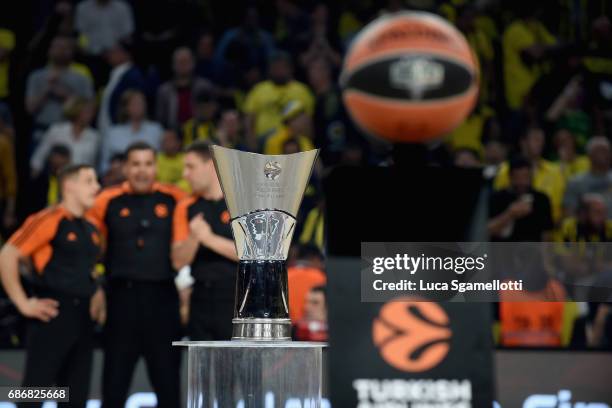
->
[[194, 32, 217, 83], [232, 64, 263, 112], [100, 90, 163, 173], [553, 128, 590, 181], [446, 105, 496, 158], [590, 303, 612, 348], [557, 194, 611, 348], [129, 0, 192, 80], [483, 139, 508, 179], [274, 0, 311, 57], [308, 58, 351, 166], [195, 32, 236, 100], [456, 5, 495, 104], [26, 1, 77, 71], [560, 193, 612, 243], [582, 16, 612, 136], [244, 51, 314, 147], [98, 39, 147, 135], [563, 136, 612, 216], [157, 129, 187, 189], [557, 194, 612, 293], [282, 138, 300, 154], [498, 246, 569, 347], [101, 153, 125, 188], [0, 133, 16, 237], [25, 35, 94, 144], [502, 4, 557, 112], [263, 100, 315, 155], [489, 156, 554, 241], [156, 47, 213, 129], [337, 3, 366, 50], [546, 76, 591, 148], [299, 200, 324, 251], [288, 244, 326, 323], [294, 286, 328, 341], [0, 103, 14, 142], [30, 97, 99, 178], [181, 91, 219, 146], [75, 0, 134, 56], [454, 148, 481, 168], [484, 139, 507, 166], [216, 110, 247, 150], [29, 144, 72, 212], [0, 29, 15, 101], [214, 7, 275, 82], [299, 3, 341, 69], [494, 127, 565, 222]]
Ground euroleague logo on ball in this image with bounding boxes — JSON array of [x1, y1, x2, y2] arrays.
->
[[372, 299, 451, 372], [264, 161, 281, 180]]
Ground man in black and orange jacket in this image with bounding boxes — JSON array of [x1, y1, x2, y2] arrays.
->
[[0, 164, 104, 408], [172, 141, 237, 341], [87, 141, 185, 408]]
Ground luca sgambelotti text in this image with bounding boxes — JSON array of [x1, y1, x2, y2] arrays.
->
[[371, 254, 523, 292]]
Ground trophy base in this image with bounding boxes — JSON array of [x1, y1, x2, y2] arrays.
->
[[231, 318, 292, 341], [173, 340, 325, 408]]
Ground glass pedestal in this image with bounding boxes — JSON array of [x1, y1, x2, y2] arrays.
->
[[173, 341, 325, 408]]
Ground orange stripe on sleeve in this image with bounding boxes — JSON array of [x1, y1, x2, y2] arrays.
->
[[173, 196, 197, 244], [156, 182, 188, 202], [86, 185, 126, 238], [8, 207, 63, 258], [9, 207, 56, 247]]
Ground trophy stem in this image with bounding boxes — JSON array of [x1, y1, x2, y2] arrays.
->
[[232, 260, 291, 341]]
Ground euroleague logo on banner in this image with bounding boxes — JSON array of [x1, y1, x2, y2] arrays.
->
[[372, 299, 451, 372]]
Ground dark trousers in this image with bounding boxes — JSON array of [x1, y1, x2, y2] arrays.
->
[[20, 293, 94, 408], [102, 279, 181, 408], [188, 280, 234, 341]]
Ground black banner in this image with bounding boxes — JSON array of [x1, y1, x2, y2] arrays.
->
[[327, 257, 495, 408]]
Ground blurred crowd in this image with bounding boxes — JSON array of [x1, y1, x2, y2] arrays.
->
[[0, 0, 612, 350]]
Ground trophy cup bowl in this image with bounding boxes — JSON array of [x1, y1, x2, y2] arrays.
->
[[210, 145, 319, 341]]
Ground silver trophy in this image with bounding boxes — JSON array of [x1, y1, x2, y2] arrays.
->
[[210, 145, 319, 341]]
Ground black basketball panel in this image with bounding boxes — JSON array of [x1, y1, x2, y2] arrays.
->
[[341, 54, 476, 101]]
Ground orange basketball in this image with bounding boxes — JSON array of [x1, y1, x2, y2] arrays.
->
[[340, 11, 479, 143]]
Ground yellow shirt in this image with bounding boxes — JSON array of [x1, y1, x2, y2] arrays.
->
[[494, 159, 565, 222], [503, 20, 556, 109], [263, 126, 315, 155], [243, 80, 314, 137], [156, 153, 189, 192], [557, 155, 590, 181], [0, 29, 15, 99], [338, 11, 363, 41], [583, 55, 612, 76], [182, 119, 215, 147], [299, 206, 324, 252], [467, 29, 493, 102], [0, 61, 9, 99], [559, 217, 612, 243], [70, 63, 94, 83], [48, 175, 59, 206], [446, 106, 494, 154]]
